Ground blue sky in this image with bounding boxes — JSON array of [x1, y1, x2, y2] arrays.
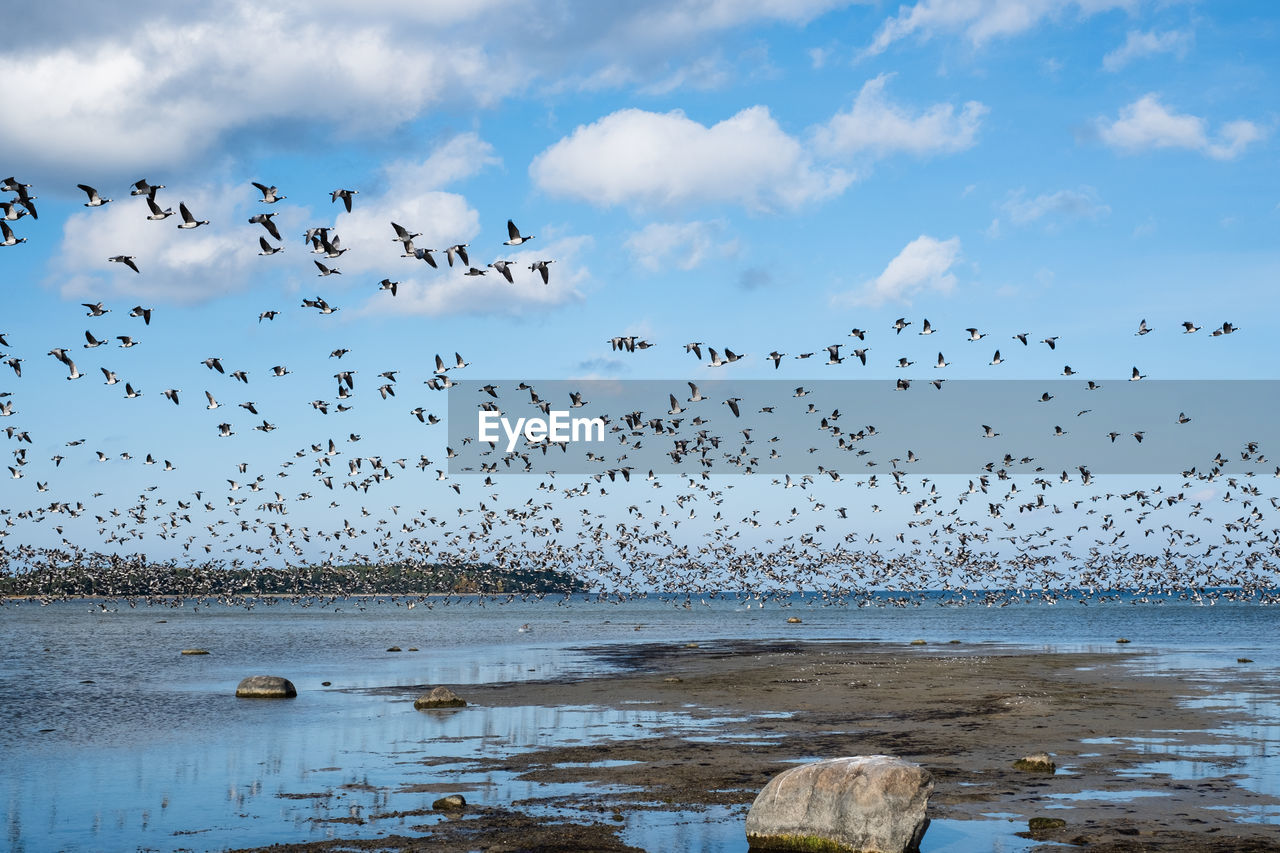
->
[[0, 1, 1276, 579]]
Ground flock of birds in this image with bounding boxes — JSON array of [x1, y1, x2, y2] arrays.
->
[[0, 173, 1276, 609]]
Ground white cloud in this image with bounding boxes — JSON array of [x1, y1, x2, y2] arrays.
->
[[624, 220, 738, 271], [1098, 94, 1265, 160], [1002, 186, 1110, 226], [530, 107, 852, 211], [813, 74, 988, 158], [50, 183, 272, 303], [836, 235, 961, 306], [864, 0, 1135, 56], [359, 236, 590, 317], [1102, 28, 1192, 71]]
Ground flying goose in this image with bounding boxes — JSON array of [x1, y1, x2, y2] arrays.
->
[[248, 213, 282, 241], [1042, 336, 1059, 349], [0, 221, 24, 246], [177, 202, 208, 228], [331, 188, 358, 212], [258, 236, 283, 255], [117, 336, 139, 348], [504, 219, 534, 245], [129, 306, 152, 324], [412, 247, 439, 267], [1181, 321, 1200, 334], [488, 260, 515, 282], [145, 196, 174, 220], [1135, 319, 1152, 336], [1130, 366, 1146, 381], [965, 327, 985, 341], [892, 317, 910, 334], [108, 255, 139, 273], [989, 350, 1003, 365], [251, 182, 285, 203], [314, 260, 341, 276], [378, 278, 398, 296], [853, 348, 868, 365], [918, 318, 934, 335], [464, 266, 488, 276], [391, 222, 420, 243], [0, 201, 28, 220], [935, 352, 949, 368], [529, 259, 554, 284], [83, 302, 110, 317], [77, 184, 110, 206], [161, 389, 180, 405], [123, 382, 142, 398], [83, 330, 105, 348], [445, 243, 469, 267], [131, 179, 163, 196]]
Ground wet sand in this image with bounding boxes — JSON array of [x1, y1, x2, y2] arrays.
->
[[238, 640, 1280, 852]]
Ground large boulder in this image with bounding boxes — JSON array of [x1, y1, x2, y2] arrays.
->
[[414, 686, 467, 709], [235, 675, 297, 698], [745, 756, 932, 853]]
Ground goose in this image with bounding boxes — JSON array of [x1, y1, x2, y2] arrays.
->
[[5, 358, 21, 377], [202, 357, 224, 373], [108, 255, 139, 273], [258, 236, 283, 255], [896, 357, 913, 368], [162, 389, 180, 405], [989, 350, 1003, 365], [145, 196, 174, 220], [1181, 321, 1201, 334], [981, 424, 999, 438], [413, 247, 439, 267], [1132, 431, 1145, 443], [123, 382, 142, 398], [83, 302, 110, 317], [1062, 365, 1075, 376], [918, 318, 934, 335], [100, 367, 119, 385], [892, 317, 910, 334], [217, 423, 235, 437], [1053, 425, 1067, 436], [964, 327, 985, 341], [83, 330, 105, 348], [1135, 319, 1152, 336], [330, 348, 350, 358], [0, 201, 28, 220], [504, 219, 534, 245], [849, 328, 866, 340], [464, 266, 488, 276], [258, 310, 278, 321], [445, 243, 470, 267], [895, 378, 910, 391], [77, 184, 110, 206], [1176, 412, 1191, 424], [767, 351, 784, 369], [205, 391, 220, 410], [826, 344, 843, 365], [378, 279, 398, 296], [240, 402, 259, 414], [314, 260, 341, 276], [1038, 391, 1053, 402], [177, 202, 208, 228], [230, 370, 249, 383], [253, 420, 277, 432], [1086, 380, 1102, 390], [331, 188, 358, 212], [853, 348, 868, 365], [117, 336, 139, 348], [935, 352, 949, 368], [668, 394, 683, 415], [391, 222, 420, 243], [1130, 366, 1146, 381], [0, 177, 30, 193], [0, 221, 24, 246], [251, 182, 285, 203], [529, 260, 554, 284], [488, 260, 515, 282], [1042, 336, 1058, 349], [248, 213, 281, 241], [270, 365, 290, 377], [687, 382, 705, 402], [1012, 332, 1029, 345], [131, 179, 163, 196], [1210, 322, 1237, 336], [569, 391, 587, 408], [129, 306, 152, 325]]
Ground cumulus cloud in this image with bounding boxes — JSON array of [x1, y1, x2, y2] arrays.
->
[[864, 0, 1135, 56], [1102, 28, 1192, 71], [835, 235, 961, 306], [1002, 186, 1110, 226], [624, 220, 738, 271], [813, 74, 988, 159], [359, 236, 590, 317], [50, 183, 275, 303], [530, 107, 852, 211], [1097, 94, 1265, 160], [1, 1, 858, 180]]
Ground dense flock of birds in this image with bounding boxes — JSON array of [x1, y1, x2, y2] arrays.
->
[[0, 174, 1276, 609]]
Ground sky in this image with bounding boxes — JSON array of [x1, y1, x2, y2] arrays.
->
[[0, 0, 1277, 585]]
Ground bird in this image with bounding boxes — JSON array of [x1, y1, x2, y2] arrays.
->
[[1135, 319, 1153, 336], [1182, 321, 1201, 334], [989, 350, 1003, 365], [108, 255, 139, 273], [162, 389, 180, 405], [129, 306, 152, 325], [504, 220, 534, 245], [0, 222, 25, 246], [488, 261, 515, 282], [529, 260, 554, 284], [145, 196, 174, 220], [331, 189, 358, 212], [83, 302, 110, 317], [258, 236, 283, 255], [1042, 337, 1059, 349], [248, 213, 282, 241], [379, 279, 399, 296], [314, 260, 341, 276], [77, 184, 111, 206], [464, 267, 488, 277], [965, 327, 985, 341], [413, 247, 439, 267], [918, 318, 935, 335], [935, 352, 949, 368], [251, 182, 285, 203], [445, 244, 470, 267], [131, 179, 163, 196], [83, 330, 105, 348], [1130, 366, 1146, 381], [892, 318, 910, 334], [177, 203, 209, 229]]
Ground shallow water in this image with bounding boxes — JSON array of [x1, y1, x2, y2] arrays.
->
[[2, 594, 1277, 852]]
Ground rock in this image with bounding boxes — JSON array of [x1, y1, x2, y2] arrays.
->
[[321, 681, 332, 686], [745, 756, 932, 853], [387, 646, 402, 652], [414, 686, 466, 709], [180, 649, 210, 655], [432, 794, 466, 810], [663, 676, 683, 683], [1028, 816, 1066, 833], [1237, 658, 1253, 663], [1116, 638, 1131, 644], [1012, 753, 1056, 774], [684, 642, 700, 648], [909, 639, 927, 646], [787, 617, 803, 624], [235, 676, 297, 698], [408, 647, 419, 651]]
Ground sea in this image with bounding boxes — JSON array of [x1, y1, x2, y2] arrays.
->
[[2, 593, 1277, 852]]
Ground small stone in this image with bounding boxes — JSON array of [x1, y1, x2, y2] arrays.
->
[[415, 686, 466, 709], [321, 681, 332, 686], [1012, 753, 1056, 774], [1116, 638, 1131, 644], [948, 640, 962, 644], [408, 647, 419, 651], [786, 617, 803, 624], [664, 676, 683, 683], [1028, 816, 1066, 832], [180, 649, 210, 655], [1237, 658, 1253, 663], [684, 642, 699, 648], [236, 676, 297, 699], [910, 639, 927, 646], [387, 646, 402, 652], [432, 794, 466, 810]]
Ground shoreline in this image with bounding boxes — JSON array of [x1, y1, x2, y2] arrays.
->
[[233, 639, 1280, 852]]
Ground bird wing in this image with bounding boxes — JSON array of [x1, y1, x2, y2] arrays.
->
[[508, 219, 520, 240]]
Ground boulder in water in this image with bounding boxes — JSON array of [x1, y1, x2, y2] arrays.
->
[[745, 755, 932, 853], [235, 676, 297, 698], [432, 794, 466, 810], [1012, 753, 1056, 774], [414, 686, 466, 709], [180, 649, 210, 655]]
